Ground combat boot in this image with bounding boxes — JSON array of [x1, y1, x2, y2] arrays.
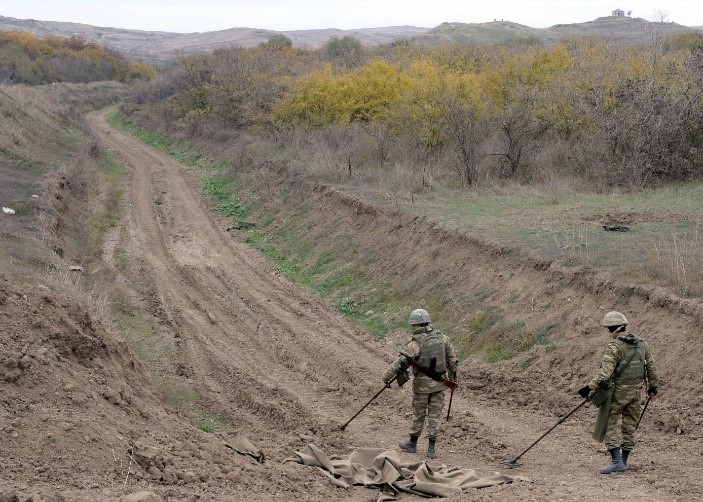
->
[[426, 437, 437, 459], [600, 448, 626, 474], [399, 435, 418, 453], [622, 449, 631, 466]]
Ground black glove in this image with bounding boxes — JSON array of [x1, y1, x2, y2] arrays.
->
[[648, 386, 658, 396], [578, 385, 591, 398]]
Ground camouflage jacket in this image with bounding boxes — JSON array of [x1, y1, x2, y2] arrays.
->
[[588, 333, 658, 391], [382, 326, 458, 394]]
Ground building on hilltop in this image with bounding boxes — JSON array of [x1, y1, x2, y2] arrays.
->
[[612, 9, 625, 17]]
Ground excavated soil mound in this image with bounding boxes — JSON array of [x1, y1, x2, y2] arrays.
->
[[0, 276, 338, 501]]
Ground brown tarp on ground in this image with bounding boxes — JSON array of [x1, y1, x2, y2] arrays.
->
[[285, 444, 529, 499], [223, 435, 266, 464]]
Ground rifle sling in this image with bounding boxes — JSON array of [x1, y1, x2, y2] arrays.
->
[[405, 357, 446, 383]]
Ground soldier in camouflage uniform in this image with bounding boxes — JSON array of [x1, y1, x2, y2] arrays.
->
[[382, 309, 458, 459], [578, 311, 658, 474]]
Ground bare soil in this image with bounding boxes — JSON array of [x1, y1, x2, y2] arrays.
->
[[1, 108, 702, 501]]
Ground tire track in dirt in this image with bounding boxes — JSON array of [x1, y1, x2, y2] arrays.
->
[[87, 109, 406, 451]]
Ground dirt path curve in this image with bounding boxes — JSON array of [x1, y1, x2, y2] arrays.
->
[[87, 109, 699, 501]]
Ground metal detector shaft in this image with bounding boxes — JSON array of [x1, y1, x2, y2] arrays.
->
[[336, 375, 397, 431], [505, 397, 589, 465], [446, 388, 455, 421], [636, 396, 652, 430]]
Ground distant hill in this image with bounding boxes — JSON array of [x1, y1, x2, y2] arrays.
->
[[421, 21, 553, 47], [0, 14, 700, 65], [549, 16, 693, 42], [0, 15, 431, 64]]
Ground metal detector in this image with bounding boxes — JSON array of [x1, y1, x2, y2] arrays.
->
[[500, 397, 589, 468], [333, 374, 397, 432], [636, 395, 652, 430], [446, 388, 455, 421]]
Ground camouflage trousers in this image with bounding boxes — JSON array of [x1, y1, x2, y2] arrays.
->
[[604, 386, 642, 450], [409, 390, 445, 438]]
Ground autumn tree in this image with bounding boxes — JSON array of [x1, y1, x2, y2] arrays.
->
[[259, 34, 293, 52], [323, 36, 365, 70]]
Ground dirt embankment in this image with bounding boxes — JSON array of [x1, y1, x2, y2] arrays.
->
[[2, 108, 703, 501], [270, 185, 702, 410], [0, 276, 275, 500]]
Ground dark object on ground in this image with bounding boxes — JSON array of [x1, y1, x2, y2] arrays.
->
[[227, 221, 256, 231], [603, 225, 630, 232]]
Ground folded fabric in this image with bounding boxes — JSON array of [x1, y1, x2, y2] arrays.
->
[[285, 444, 529, 499]]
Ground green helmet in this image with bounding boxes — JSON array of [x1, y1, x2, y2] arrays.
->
[[409, 308, 431, 325], [602, 311, 628, 327]]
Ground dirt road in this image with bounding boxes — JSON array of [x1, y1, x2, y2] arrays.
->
[[84, 109, 701, 501]]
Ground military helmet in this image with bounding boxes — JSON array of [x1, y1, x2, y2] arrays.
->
[[409, 308, 431, 325], [601, 311, 628, 327]]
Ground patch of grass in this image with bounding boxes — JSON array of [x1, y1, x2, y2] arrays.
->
[[8, 200, 39, 217], [202, 174, 247, 220], [468, 310, 501, 335], [244, 228, 301, 278], [159, 378, 199, 414], [318, 269, 357, 295], [385, 182, 703, 296], [107, 113, 203, 167], [117, 250, 129, 271], [85, 151, 124, 256], [196, 412, 229, 433], [485, 346, 514, 363], [335, 296, 403, 338], [244, 214, 409, 339], [117, 313, 164, 362], [158, 379, 231, 432], [456, 311, 559, 363]]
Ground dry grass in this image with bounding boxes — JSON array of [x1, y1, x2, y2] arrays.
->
[[644, 225, 703, 297], [41, 264, 114, 322], [0, 81, 133, 342]]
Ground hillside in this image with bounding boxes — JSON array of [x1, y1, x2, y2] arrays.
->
[[550, 16, 692, 42], [1, 14, 700, 64]]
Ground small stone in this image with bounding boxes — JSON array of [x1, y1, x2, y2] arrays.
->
[[180, 471, 197, 483], [147, 465, 162, 481], [162, 466, 178, 485]]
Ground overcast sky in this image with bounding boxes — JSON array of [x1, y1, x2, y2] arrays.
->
[[1, 1, 702, 33]]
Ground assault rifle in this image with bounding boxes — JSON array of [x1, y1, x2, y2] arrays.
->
[[402, 355, 458, 391]]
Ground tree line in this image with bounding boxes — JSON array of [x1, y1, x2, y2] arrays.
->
[[130, 31, 703, 190], [0, 31, 156, 85]]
